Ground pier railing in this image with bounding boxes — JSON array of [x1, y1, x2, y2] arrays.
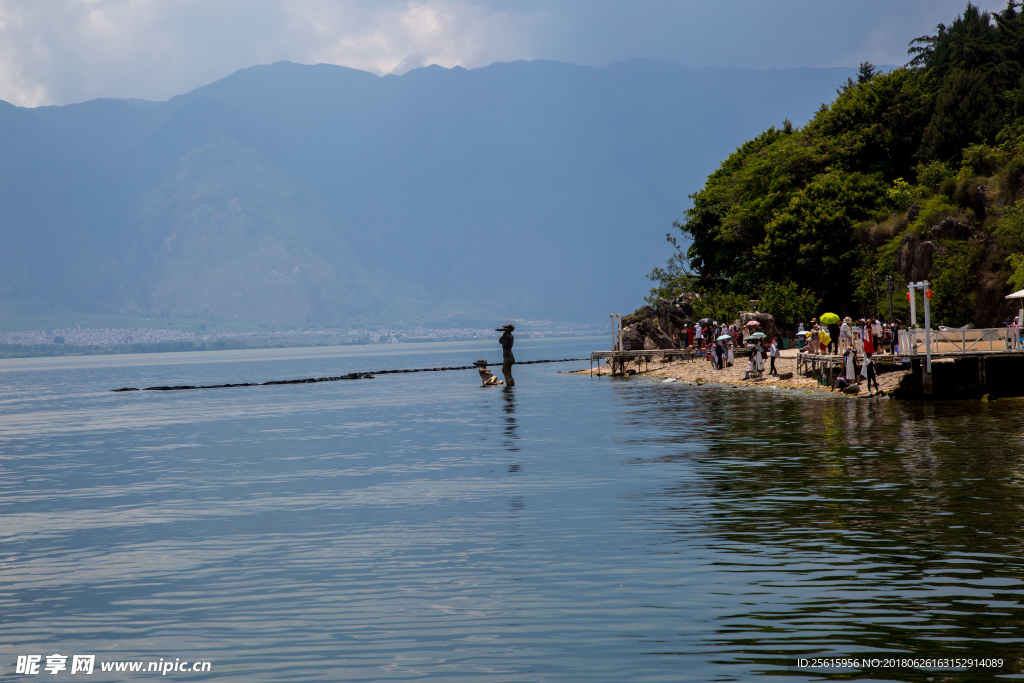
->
[[897, 327, 1019, 356]]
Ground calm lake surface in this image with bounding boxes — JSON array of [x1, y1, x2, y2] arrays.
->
[[1, 337, 1022, 682]]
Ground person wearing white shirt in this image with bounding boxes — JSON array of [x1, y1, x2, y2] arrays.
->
[[871, 318, 883, 353]]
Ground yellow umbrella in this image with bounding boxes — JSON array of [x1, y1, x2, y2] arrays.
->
[[820, 312, 840, 325]]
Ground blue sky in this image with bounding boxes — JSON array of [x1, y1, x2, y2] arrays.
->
[[0, 0, 1007, 106]]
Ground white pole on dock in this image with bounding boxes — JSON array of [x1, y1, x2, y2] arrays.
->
[[922, 280, 932, 373], [908, 283, 917, 328]]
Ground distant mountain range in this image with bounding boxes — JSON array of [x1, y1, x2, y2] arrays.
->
[[0, 58, 857, 327]]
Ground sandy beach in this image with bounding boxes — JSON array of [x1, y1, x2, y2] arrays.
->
[[576, 348, 909, 397]]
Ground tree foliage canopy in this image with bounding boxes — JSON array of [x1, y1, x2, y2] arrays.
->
[[647, 2, 1024, 327]]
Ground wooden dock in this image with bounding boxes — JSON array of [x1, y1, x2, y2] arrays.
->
[[589, 348, 697, 375]]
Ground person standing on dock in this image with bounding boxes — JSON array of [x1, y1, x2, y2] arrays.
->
[[861, 320, 874, 355], [753, 341, 766, 377], [496, 324, 515, 387], [827, 320, 840, 354], [843, 346, 858, 382], [840, 317, 853, 353], [862, 352, 879, 395], [871, 318, 882, 354], [769, 338, 779, 375]]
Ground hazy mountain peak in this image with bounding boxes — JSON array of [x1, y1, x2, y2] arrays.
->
[[0, 58, 858, 327]]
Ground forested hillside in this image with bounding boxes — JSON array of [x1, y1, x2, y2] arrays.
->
[[648, 2, 1024, 331]]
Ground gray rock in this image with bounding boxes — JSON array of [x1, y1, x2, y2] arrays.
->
[[649, 325, 676, 349], [930, 218, 971, 241], [906, 202, 920, 223], [738, 311, 779, 339], [657, 297, 691, 336], [914, 241, 939, 281]]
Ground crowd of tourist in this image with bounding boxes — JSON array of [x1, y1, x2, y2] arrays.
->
[[670, 320, 781, 381], [796, 315, 899, 397], [797, 316, 902, 356], [662, 314, 902, 396]]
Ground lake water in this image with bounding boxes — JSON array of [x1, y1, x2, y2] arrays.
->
[[1, 337, 1022, 682]]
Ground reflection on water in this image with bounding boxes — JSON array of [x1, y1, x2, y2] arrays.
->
[[621, 384, 1024, 679], [502, 388, 519, 453], [0, 340, 1022, 682]]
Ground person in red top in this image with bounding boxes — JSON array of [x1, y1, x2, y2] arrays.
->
[[861, 319, 874, 355]]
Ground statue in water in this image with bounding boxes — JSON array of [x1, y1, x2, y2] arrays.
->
[[496, 324, 515, 387]]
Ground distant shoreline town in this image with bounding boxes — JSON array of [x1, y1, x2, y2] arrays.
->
[[0, 324, 601, 358]]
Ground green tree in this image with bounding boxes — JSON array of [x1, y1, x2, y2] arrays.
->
[[997, 196, 1024, 251], [755, 170, 887, 308], [678, 126, 824, 289], [932, 241, 981, 326], [887, 177, 915, 208], [647, 3, 1024, 329], [690, 289, 750, 325], [923, 69, 1002, 160], [1007, 252, 1024, 291], [645, 234, 695, 304], [758, 281, 821, 334]]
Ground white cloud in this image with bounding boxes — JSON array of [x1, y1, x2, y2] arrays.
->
[[285, 1, 539, 76], [0, 0, 541, 106], [0, 0, 1015, 108]]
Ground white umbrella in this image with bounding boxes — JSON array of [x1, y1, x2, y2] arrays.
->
[[1006, 289, 1024, 299]]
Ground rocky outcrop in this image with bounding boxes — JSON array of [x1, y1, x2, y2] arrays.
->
[[738, 311, 779, 339], [622, 296, 694, 349], [896, 218, 979, 283], [930, 218, 971, 241], [896, 233, 940, 282], [672, 292, 699, 319], [657, 297, 690, 337]]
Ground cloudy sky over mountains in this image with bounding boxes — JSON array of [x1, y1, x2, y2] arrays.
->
[[0, 0, 1009, 107]]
